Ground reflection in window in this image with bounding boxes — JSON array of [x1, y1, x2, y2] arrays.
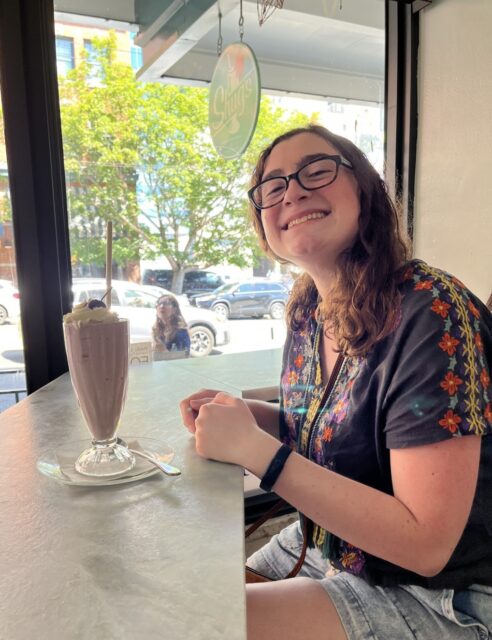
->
[[51, 2, 387, 356], [123, 290, 156, 308]]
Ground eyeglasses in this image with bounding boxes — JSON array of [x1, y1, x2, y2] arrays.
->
[[248, 155, 353, 210], [157, 300, 174, 308]]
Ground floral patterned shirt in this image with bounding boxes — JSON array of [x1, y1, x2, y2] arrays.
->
[[279, 260, 492, 589]]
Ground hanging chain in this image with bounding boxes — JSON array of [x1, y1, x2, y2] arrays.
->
[[217, 7, 223, 56], [257, 1, 284, 28], [239, 0, 245, 42]]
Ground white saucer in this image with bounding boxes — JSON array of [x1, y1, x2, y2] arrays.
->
[[37, 436, 175, 487]]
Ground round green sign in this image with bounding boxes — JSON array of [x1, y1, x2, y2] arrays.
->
[[209, 42, 261, 160]]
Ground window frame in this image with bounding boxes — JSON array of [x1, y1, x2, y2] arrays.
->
[[0, 0, 72, 393], [384, 0, 420, 238], [0, 0, 420, 393]]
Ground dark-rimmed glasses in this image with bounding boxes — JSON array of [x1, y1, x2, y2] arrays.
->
[[157, 299, 175, 309], [248, 155, 353, 210]]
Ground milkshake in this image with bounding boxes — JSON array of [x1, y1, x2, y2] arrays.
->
[[63, 302, 135, 477]]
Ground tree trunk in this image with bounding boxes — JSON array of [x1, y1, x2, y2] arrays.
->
[[171, 269, 185, 294]]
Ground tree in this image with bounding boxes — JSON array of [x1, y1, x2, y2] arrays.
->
[[59, 33, 314, 292], [0, 104, 12, 224], [136, 84, 311, 290], [0, 190, 11, 224], [59, 33, 142, 277]]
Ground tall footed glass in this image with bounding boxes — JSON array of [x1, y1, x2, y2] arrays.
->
[[63, 317, 135, 477]]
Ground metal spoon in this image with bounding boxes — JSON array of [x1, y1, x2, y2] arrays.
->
[[117, 438, 181, 477]]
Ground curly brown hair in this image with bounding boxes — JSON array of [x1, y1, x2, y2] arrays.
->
[[152, 294, 188, 346], [249, 124, 410, 356]]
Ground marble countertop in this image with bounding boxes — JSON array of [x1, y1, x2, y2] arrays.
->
[[0, 349, 281, 639]]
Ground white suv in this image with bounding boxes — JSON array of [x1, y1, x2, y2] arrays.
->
[[71, 279, 229, 357]]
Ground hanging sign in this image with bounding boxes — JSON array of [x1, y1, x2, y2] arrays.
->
[[209, 42, 261, 160]]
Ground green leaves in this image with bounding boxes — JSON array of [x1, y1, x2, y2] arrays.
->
[[58, 33, 313, 291]]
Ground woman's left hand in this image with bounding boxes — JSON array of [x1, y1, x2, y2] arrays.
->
[[193, 392, 262, 466]]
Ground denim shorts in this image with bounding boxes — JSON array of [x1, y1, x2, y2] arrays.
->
[[246, 521, 492, 640]]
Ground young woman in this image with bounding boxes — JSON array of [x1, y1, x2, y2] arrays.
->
[[152, 294, 191, 359], [180, 125, 492, 640]]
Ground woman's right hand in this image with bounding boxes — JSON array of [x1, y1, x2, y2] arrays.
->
[[179, 388, 223, 434]]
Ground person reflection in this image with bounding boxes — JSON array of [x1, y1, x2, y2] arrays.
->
[[152, 294, 190, 360]]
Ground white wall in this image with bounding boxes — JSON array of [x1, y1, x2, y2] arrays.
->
[[414, 0, 492, 303]]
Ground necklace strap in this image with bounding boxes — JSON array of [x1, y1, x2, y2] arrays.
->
[[298, 322, 323, 453]]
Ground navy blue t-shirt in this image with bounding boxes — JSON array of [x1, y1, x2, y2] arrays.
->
[[280, 260, 492, 589]]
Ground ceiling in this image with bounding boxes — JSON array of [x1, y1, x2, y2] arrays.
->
[[54, 0, 385, 104]]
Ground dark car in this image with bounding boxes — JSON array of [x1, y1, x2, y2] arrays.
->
[[142, 269, 226, 298], [191, 280, 289, 320]]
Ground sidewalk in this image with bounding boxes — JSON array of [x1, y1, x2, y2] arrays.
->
[[0, 324, 26, 412], [216, 318, 286, 355], [0, 324, 24, 368]]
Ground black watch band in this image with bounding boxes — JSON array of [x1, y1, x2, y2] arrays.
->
[[259, 444, 293, 492]]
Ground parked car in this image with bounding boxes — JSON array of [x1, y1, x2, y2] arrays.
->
[[191, 280, 289, 319], [142, 269, 226, 298], [71, 279, 229, 357], [0, 279, 20, 325]]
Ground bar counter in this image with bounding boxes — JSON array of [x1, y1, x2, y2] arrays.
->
[[0, 349, 281, 639]]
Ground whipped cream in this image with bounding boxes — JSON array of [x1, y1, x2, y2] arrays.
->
[[63, 301, 119, 325]]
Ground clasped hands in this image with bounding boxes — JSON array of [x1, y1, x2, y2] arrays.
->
[[179, 389, 262, 466]]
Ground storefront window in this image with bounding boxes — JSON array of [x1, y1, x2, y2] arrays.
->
[[0, 81, 27, 411], [53, 1, 385, 359]]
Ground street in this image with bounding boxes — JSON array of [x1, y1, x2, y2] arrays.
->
[[213, 317, 286, 355], [0, 317, 286, 413]]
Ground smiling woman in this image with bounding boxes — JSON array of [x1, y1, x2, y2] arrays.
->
[[181, 124, 492, 640], [249, 124, 408, 357], [255, 138, 361, 279]]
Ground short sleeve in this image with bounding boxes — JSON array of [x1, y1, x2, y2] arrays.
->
[[383, 265, 492, 449]]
